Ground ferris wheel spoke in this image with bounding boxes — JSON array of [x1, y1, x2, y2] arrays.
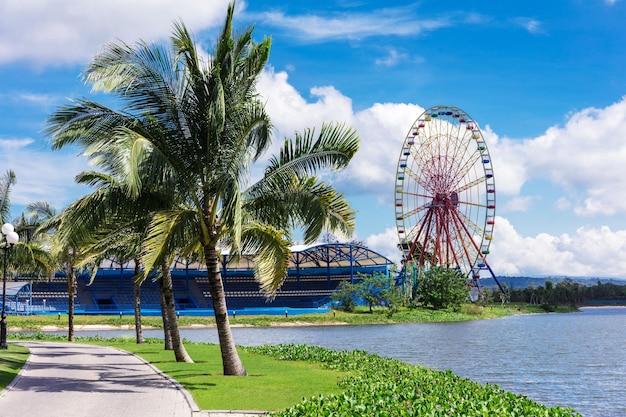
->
[[449, 151, 483, 188], [455, 206, 486, 237], [404, 166, 433, 190], [450, 209, 482, 260], [407, 209, 437, 265], [401, 199, 432, 220]]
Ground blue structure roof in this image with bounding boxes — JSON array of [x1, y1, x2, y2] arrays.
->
[[97, 243, 395, 272]]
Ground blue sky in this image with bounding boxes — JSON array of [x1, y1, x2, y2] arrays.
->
[[1, 0, 626, 278]]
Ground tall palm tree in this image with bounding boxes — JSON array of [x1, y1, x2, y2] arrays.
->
[[47, 2, 359, 375]]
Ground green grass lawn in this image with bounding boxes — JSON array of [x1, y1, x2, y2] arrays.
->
[[105, 341, 349, 411], [0, 339, 581, 416], [0, 344, 29, 388]]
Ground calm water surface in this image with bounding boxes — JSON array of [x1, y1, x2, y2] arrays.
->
[[70, 307, 626, 417]]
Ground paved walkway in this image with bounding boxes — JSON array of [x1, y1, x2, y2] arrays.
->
[[0, 342, 266, 417]]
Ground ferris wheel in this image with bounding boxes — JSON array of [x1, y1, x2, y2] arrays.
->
[[394, 105, 503, 296]]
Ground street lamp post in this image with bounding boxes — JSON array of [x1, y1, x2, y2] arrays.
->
[[1, 223, 19, 349]]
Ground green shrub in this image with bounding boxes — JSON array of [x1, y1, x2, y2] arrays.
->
[[417, 266, 470, 310]]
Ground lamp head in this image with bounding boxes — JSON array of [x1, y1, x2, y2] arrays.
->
[[1, 223, 19, 245], [1, 223, 13, 235], [6, 231, 19, 245]]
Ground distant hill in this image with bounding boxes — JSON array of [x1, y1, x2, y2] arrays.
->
[[480, 276, 626, 289]]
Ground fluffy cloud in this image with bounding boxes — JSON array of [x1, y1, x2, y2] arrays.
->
[[365, 227, 403, 265], [362, 217, 626, 279], [0, 0, 232, 66], [490, 217, 626, 278], [522, 98, 626, 216], [0, 138, 91, 212]]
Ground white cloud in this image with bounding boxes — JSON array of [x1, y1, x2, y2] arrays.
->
[[375, 49, 406, 67], [365, 227, 402, 264], [480, 127, 528, 195], [259, 67, 355, 143], [555, 197, 571, 211], [513, 17, 545, 35], [0, 137, 35, 150], [0, 0, 232, 66], [523, 98, 626, 216], [1, 138, 91, 215], [489, 217, 626, 278], [501, 196, 536, 212], [253, 7, 453, 41]]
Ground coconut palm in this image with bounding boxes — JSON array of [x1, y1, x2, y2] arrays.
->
[[42, 145, 192, 359], [46, 2, 359, 375], [1, 177, 54, 317], [26, 202, 84, 341], [2, 181, 54, 278], [0, 170, 16, 225]]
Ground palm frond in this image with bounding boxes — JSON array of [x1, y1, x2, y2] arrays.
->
[[266, 122, 359, 180], [142, 208, 200, 275], [0, 169, 16, 223], [240, 222, 290, 297]]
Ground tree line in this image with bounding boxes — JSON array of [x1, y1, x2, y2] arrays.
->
[[496, 278, 626, 307], [331, 269, 626, 314]]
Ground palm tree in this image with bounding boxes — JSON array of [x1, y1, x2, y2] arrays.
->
[[1, 177, 54, 319], [47, 2, 359, 375], [27, 202, 83, 341], [41, 150, 192, 359], [0, 170, 16, 224]]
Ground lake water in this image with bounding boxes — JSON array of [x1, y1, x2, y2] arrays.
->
[[66, 307, 626, 417]]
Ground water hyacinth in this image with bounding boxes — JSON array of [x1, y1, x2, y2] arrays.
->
[[246, 344, 581, 417]]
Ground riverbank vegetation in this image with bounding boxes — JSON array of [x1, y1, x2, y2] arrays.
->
[[3, 302, 573, 332], [249, 344, 581, 417], [0, 337, 581, 416]]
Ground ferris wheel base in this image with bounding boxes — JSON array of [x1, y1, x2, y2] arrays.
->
[[471, 262, 508, 299]]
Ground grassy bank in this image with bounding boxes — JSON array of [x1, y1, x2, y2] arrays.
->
[[1, 304, 582, 415], [1, 336, 581, 416], [4, 303, 573, 331]]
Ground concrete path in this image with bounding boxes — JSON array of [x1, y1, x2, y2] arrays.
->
[[0, 341, 194, 417]]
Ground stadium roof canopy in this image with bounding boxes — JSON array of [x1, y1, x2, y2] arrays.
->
[[287, 243, 395, 269], [98, 243, 395, 271], [3, 281, 31, 296]]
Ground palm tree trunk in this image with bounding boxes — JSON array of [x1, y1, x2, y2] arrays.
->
[[158, 277, 173, 350], [160, 261, 193, 362], [133, 261, 144, 344], [67, 266, 75, 342], [204, 245, 246, 376]]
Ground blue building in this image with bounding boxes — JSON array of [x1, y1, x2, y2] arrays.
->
[[18, 243, 394, 315]]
